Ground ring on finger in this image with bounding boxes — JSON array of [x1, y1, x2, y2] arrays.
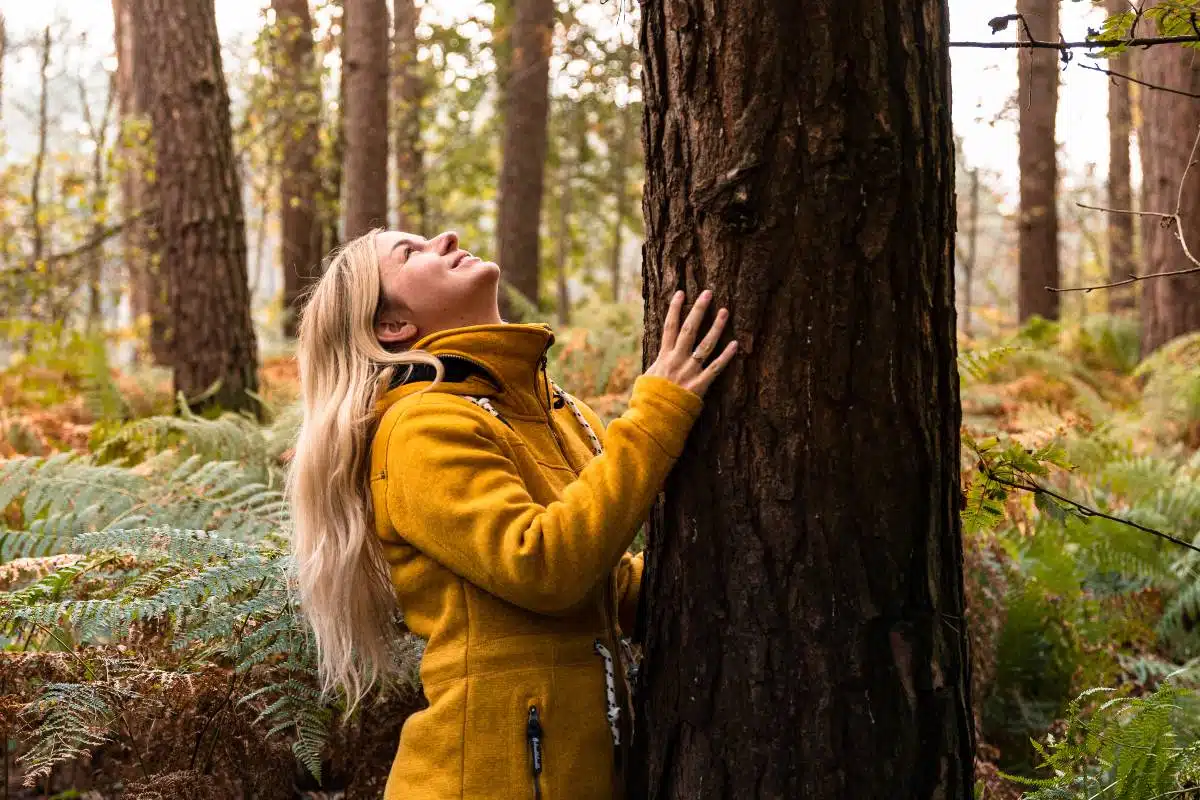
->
[[690, 350, 707, 362]]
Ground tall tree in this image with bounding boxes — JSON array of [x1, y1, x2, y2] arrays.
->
[[1106, 0, 1136, 314], [114, 0, 170, 363], [133, 0, 259, 413], [342, 0, 390, 238], [1016, 0, 1061, 322], [631, 0, 973, 797], [1139, 36, 1200, 353], [495, 0, 554, 315], [609, 41, 636, 304], [393, 0, 425, 232], [271, 0, 323, 338]]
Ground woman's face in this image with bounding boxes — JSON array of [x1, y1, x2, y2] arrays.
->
[[374, 230, 503, 347]]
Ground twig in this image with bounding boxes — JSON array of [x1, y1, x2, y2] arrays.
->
[[1055, 123, 1200, 292], [988, 472, 1200, 555], [42, 213, 147, 264], [1080, 62, 1200, 100], [950, 34, 1200, 50]]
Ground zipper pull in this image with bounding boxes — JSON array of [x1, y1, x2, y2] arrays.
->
[[527, 705, 544, 777]]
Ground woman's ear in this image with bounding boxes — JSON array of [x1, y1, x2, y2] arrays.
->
[[375, 313, 419, 348]]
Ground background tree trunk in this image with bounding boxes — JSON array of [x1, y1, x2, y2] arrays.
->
[[495, 0, 554, 317], [270, 0, 322, 339], [342, 0, 390, 239], [134, 0, 259, 414], [630, 0, 974, 797], [1107, 0, 1136, 315], [114, 0, 170, 364], [1016, 0, 1060, 322], [1139, 36, 1200, 353], [963, 168, 980, 338], [609, 43, 636, 305], [393, 0, 425, 232]]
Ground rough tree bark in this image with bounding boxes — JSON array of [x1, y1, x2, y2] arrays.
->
[[133, 0, 259, 413], [342, 0, 390, 238], [1016, 0, 1060, 322], [114, 0, 170, 363], [495, 0, 554, 316], [630, 0, 974, 798], [1139, 34, 1200, 353], [1107, 0, 1136, 314], [270, 0, 322, 338], [393, 0, 425, 232]]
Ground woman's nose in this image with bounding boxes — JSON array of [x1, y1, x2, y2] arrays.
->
[[433, 231, 459, 255]]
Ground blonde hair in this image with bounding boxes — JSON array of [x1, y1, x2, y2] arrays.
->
[[287, 229, 441, 711]]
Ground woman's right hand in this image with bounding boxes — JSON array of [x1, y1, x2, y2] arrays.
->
[[643, 289, 738, 398]]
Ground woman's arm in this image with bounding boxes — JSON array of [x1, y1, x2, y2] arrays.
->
[[383, 376, 701, 615], [615, 550, 643, 635]]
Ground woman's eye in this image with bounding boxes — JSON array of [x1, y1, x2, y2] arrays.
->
[[399, 246, 412, 262]]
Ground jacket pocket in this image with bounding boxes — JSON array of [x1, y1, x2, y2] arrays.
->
[[526, 704, 545, 800]]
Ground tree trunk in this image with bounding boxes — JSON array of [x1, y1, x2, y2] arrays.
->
[[133, 0, 259, 414], [964, 168, 980, 339], [495, 0, 554, 317], [609, 44, 636, 305], [1016, 0, 1060, 322], [1107, 0, 1136, 315], [271, 0, 322, 339], [1139, 35, 1200, 353], [342, 0, 390, 238], [393, 0, 425, 232], [319, 0, 346, 258], [114, 0, 170, 364], [631, 0, 973, 797]]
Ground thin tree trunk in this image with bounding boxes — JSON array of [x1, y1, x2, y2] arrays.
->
[[1139, 23, 1200, 354], [0, 13, 6, 122], [1016, 0, 1061, 322], [609, 46, 635, 304], [133, 0, 260, 414], [1107, 0, 1136, 315], [319, 0, 346, 258], [393, 0, 424, 232], [554, 141, 573, 328], [271, 0, 322, 338], [29, 27, 50, 276], [342, 0, 390, 239], [631, 0, 973, 797], [79, 72, 116, 334], [495, 0, 554, 317], [964, 168, 980, 339], [114, 0, 170, 364]]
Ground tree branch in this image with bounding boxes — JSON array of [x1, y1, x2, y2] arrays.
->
[[1053, 123, 1200, 293], [950, 33, 1200, 50], [42, 212, 149, 264], [1080, 61, 1200, 100], [988, 472, 1200, 556]]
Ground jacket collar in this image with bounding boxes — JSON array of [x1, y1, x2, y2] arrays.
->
[[374, 323, 556, 418]]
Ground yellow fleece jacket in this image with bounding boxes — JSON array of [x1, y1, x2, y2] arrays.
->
[[368, 323, 702, 800]]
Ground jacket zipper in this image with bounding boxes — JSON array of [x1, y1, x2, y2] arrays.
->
[[527, 705, 544, 800], [537, 352, 574, 470]]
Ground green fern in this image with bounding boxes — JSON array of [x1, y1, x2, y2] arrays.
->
[[1007, 683, 1200, 799]]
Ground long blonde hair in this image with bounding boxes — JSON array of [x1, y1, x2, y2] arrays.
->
[[287, 229, 441, 711]]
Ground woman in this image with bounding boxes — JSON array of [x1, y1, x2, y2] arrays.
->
[[288, 229, 737, 799]]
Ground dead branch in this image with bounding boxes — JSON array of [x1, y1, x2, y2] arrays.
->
[[1054, 124, 1200, 293], [950, 33, 1200, 50], [1080, 62, 1200, 100]]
